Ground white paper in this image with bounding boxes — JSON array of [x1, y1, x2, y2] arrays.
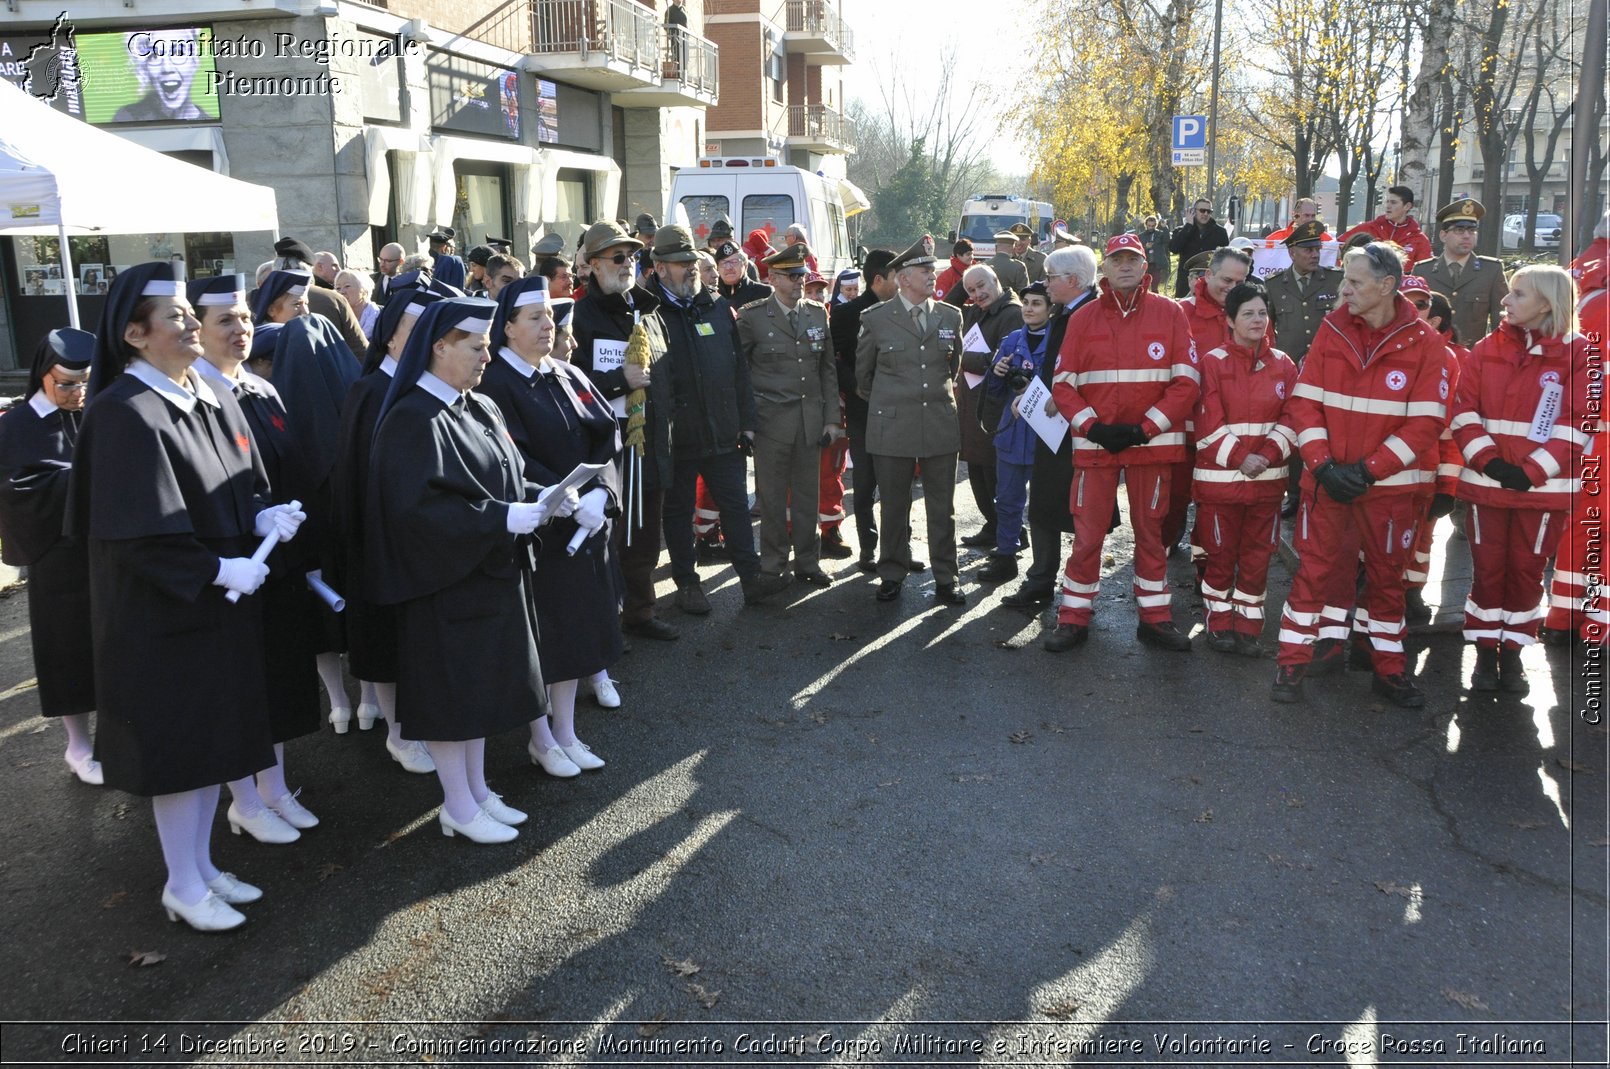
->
[[962, 371, 985, 389], [594, 339, 630, 416], [1528, 381, 1564, 443], [535, 462, 611, 525], [962, 323, 991, 353], [1250, 239, 1341, 280], [1018, 376, 1069, 451]]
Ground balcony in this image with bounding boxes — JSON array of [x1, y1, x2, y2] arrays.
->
[[786, 103, 855, 153], [783, 0, 854, 64], [614, 26, 720, 108], [526, 0, 663, 90]]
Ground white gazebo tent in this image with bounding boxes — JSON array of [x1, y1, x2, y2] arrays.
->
[[0, 78, 279, 327]]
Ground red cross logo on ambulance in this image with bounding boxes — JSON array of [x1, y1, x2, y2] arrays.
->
[[1147, 341, 1166, 361], [1540, 370, 1561, 388], [1384, 370, 1408, 391]]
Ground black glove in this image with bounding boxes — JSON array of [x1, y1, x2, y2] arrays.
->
[[1315, 460, 1368, 503], [1085, 422, 1126, 453], [1427, 492, 1458, 519], [1484, 457, 1533, 492], [1114, 423, 1149, 448]]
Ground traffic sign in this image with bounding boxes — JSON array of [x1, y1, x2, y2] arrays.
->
[[1172, 115, 1207, 150], [1172, 149, 1207, 166]]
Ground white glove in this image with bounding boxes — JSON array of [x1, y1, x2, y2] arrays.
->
[[214, 557, 269, 596], [254, 504, 307, 543], [505, 502, 542, 535], [573, 487, 609, 533], [537, 483, 581, 521]]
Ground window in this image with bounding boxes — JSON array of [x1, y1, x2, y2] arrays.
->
[[550, 168, 595, 249], [742, 195, 794, 250], [679, 196, 731, 246], [452, 162, 509, 245]]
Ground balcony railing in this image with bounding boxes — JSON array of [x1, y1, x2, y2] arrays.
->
[[787, 103, 856, 151], [531, 0, 661, 69], [663, 26, 720, 97], [785, 0, 854, 61]]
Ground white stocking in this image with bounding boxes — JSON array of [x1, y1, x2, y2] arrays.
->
[[315, 652, 349, 712], [429, 740, 476, 824], [548, 679, 580, 747], [152, 789, 207, 904]]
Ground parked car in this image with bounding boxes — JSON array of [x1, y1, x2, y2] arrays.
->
[[1502, 212, 1563, 251]]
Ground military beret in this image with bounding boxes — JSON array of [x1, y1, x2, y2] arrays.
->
[[273, 237, 314, 264], [711, 240, 742, 261], [465, 245, 495, 266], [427, 226, 455, 243]]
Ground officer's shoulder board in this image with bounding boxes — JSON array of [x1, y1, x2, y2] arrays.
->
[[738, 297, 770, 312]]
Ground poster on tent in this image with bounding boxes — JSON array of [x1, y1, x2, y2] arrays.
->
[[74, 26, 222, 125]]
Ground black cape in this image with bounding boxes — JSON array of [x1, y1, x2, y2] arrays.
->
[[0, 400, 95, 716]]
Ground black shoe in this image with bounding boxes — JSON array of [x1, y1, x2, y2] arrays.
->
[[1309, 639, 1344, 676], [977, 554, 1019, 582], [1348, 637, 1374, 671], [1137, 620, 1192, 651], [934, 583, 967, 606], [696, 537, 728, 563], [742, 573, 790, 605], [820, 530, 854, 559], [960, 530, 995, 548], [1470, 646, 1500, 691], [1404, 587, 1431, 624], [622, 617, 680, 641], [1043, 623, 1089, 651], [908, 559, 928, 573], [673, 582, 711, 616], [1280, 497, 1299, 519], [856, 557, 878, 574], [1234, 633, 1266, 658], [795, 569, 833, 587], [1270, 665, 1306, 703], [876, 580, 902, 602], [1002, 583, 1054, 609], [1372, 672, 1426, 708], [1205, 629, 1238, 653], [1540, 626, 1572, 647], [1498, 647, 1529, 693]]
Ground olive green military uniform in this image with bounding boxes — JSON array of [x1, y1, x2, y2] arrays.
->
[[738, 293, 838, 576], [988, 251, 1029, 295], [1265, 264, 1342, 364], [1414, 253, 1507, 346]]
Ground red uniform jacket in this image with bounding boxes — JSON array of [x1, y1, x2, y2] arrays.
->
[[1192, 339, 1298, 503], [1429, 344, 1467, 495], [1052, 279, 1200, 467], [1339, 215, 1433, 266], [1451, 321, 1593, 511], [1289, 294, 1448, 495]]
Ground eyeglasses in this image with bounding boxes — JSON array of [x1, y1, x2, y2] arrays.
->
[[1196, 207, 1213, 214], [1046, 272, 1072, 281], [604, 252, 633, 265], [49, 377, 89, 392]]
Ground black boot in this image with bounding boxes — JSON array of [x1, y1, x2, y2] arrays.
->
[[977, 554, 1019, 582], [1270, 664, 1306, 703], [1498, 646, 1529, 693], [1470, 646, 1499, 691], [1404, 586, 1431, 623]]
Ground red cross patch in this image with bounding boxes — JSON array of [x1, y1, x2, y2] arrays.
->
[[235, 432, 251, 453], [270, 414, 286, 432]]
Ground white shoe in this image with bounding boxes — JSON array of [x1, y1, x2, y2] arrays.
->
[[266, 790, 320, 830], [479, 791, 528, 826], [440, 807, 518, 843], [162, 888, 245, 931], [528, 740, 581, 778], [560, 741, 605, 771], [227, 802, 300, 844], [386, 737, 435, 774], [65, 751, 104, 785], [591, 675, 622, 709], [205, 871, 263, 904], [328, 706, 352, 734], [356, 702, 382, 731]]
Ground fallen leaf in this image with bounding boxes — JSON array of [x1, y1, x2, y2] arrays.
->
[[111, 802, 133, 820], [1187, 726, 1205, 733], [827, 632, 857, 641], [1507, 819, 1545, 830], [810, 710, 829, 725], [661, 955, 701, 978], [1029, 852, 1053, 865], [1041, 997, 1083, 1020], [316, 862, 344, 882], [1102, 554, 1115, 566], [1374, 881, 1414, 898], [100, 891, 128, 910], [1286, 796, 1306, 809], [127, 950, 166, 967], [1443, 987, 1490, 1012], [637, 1013, 666, 1038], [1193, 809, 1214, 823], [1589, 837, 1609, 847], [1040, 721, 1067, 734], [876, 778, 902, 788], [1009, 730, 1033, 744], [1368, 703, 1386, 714], [1188, 775, 1202, 785], [1557, 758, 1591, 774], [688, 981, 721, 1009]]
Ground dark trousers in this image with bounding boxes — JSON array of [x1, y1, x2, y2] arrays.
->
[[663, 449, 760, 587], [846, 406, 879, 559], [967, 460, 998, 538], [872, 452, 959, 586], [1025, 522, 1065, 587], [618, 481, 665, 625]]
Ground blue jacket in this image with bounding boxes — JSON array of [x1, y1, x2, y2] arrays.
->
[[985, 324, 1049, 465]]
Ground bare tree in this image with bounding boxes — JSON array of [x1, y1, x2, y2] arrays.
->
[[1400, 0, 1457, 204], [1244, 0, 1340, 200], [1461, 0, 1551, 254], [1320, 0, 1400, 230], [1512, 2, 1573, 254]]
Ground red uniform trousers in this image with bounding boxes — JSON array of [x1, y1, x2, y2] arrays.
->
[[1464, 504, 1566, 648], [818, 437, 848, 532], [1278, 490, 1423, 675], [1403, 487, 1438, 589], [693, 476, 721, 541], [1196, 500, 1281, 636], [1059, 464, 1173, 626], [1163, 454, 1195, 552], [1545, 455, 1607, 643]]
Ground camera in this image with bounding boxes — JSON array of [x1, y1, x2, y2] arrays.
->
[[1006, 367, 1034, 392]]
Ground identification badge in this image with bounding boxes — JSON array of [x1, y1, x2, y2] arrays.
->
[[696, 322, 715, 336], [1529, 381, 1564, 443]]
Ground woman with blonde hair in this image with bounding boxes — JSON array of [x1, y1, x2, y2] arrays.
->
[[1450, 265, 1591, 693]]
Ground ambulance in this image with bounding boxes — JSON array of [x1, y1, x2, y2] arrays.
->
[[667, 156, 869, 276], [952, 194, 1056, 249]]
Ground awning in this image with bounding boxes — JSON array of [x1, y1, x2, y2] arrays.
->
[[838, 178, 871, 218]]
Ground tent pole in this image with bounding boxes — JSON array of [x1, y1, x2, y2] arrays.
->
[[56, 223, 79, 329]]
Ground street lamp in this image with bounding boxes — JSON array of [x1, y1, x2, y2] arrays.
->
[[1501, 107, 1522, 218]]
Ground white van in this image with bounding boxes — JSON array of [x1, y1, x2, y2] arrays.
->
[[668, 158, 865, 276], [953, 194, 1055, 248]]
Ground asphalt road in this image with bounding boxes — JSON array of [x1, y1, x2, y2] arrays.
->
[[1, 477, 1605, 1066]]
